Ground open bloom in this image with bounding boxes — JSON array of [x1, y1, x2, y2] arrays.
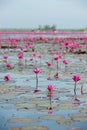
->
[[33, 68, 41, 93], [73, 75, 80, 82], [30, 57, 34, 61], [54, 55, 59, 61], [38, 55, 42, 59], [33, 68, 41, 74], [54, 72, 59, 79], [6, 63, 12, 69], [47, 84, 54, 92], [33, 52, 37, 57], [63, 60, 68, 65], [18, 55, 23, 60], [3, 55, 8, 60], [17, 52, 23, 60], [72, 75, 80, 94], [46, 62, 52, 67], [4, 74, 11, 81]]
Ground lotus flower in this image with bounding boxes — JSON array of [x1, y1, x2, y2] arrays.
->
[[54, 72, 59, 79], [33, 52, 37, 57], [6, 63, 12, 69], [47, 84, 54, 114], [33, 68, 41, 93], [73, 75, 80, 82], [3, 55, 8, 60], [30, 57, 34, 61], [33, 68, 41, 74], [47, 84, 54, 93], [72, 75, 80, 93], [18, 55, 23, 60], [3, 55, 8, 62], [4, 74, 11, 81], [63, 59, 68, 65]]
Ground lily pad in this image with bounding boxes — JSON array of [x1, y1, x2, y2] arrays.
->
[[80, 108, 87, 113], [58, 104, 76, 110], [10, 128, 21, 130], [69, 113, 87, 122], [40, 115, 64, 120], [8, 118, 38, 123], [57, 119, 74, 125], [21, 126, 48, 130]]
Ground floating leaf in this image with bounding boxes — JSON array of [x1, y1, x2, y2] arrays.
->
[[10, 128, 21, 130], [9, 118, 38, 123], [15, 103, 34, 107], [21, 126, 48, 130], [80, 108, 87, 113], [57, 119, 74, 125], [40, 115, 63, 120], [58, 104, 76, 110], [69, 113, 87, 122]]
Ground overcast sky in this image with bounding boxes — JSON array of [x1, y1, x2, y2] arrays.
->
[[0, 0, 87, 29]]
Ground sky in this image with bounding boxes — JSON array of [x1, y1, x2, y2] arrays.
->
[[0, 0, 87, 29]]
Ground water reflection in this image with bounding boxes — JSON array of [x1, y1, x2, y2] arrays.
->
[[74, 90, 80, 106], [81, 84, 87, 95], [47, 92, 54, 114], [68, 127, 82, 130]]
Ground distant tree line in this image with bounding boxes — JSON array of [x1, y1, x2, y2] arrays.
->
[[37, 24, 57, 31]]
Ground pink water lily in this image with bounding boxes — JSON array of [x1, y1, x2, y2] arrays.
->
[[47, 84, 54, 114], [30, 57, 34, 61], [3, 55, 8, 62], [33, 68, 41, 93], [63, 59, 68, 65], [38, 55, 42, 59], [3, 55, 8, 60], [54, 55, 59, 61], [54, 72, 59, 79], [18, 54, 23, 60], [73, 75, 80, 82], [63, 59, 68, 72], [6, 63, 12, 69], [46, 62, 52, 67], [72, 75, 80, 93], [33, 68, 41, 74], [4, 74, 11, 81], [33, 52, 37, 57], [47, 84, 54, 92]]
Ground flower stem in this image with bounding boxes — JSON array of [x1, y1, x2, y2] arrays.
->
[[81, 84, 84, 94], [57, 61, 58, 73], [36, 74, 38, 90], [74, 82, 76, 93], [49, 67, 51, 78]]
